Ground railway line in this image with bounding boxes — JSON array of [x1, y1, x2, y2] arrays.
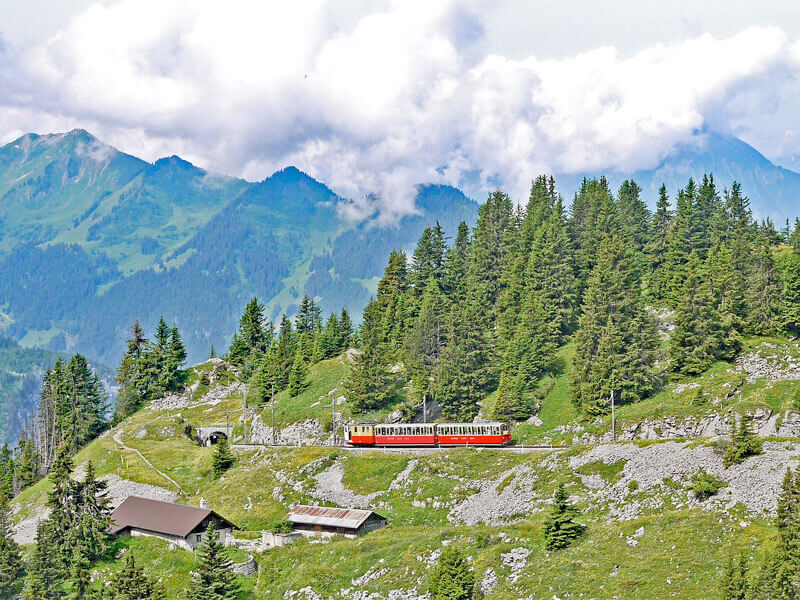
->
[[232, 442, 562, 454]]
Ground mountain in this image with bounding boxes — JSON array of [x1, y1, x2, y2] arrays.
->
[[560, 131, 800, 221], [0, 131, 478, 366]]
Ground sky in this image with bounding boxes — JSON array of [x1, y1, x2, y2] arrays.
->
[[1, 0, 800, 219]]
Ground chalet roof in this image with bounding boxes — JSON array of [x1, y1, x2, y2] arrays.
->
[[109, 496, 235, 538], [287, 504, 386, 530]]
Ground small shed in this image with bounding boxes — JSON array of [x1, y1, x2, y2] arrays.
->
[[109, 496, 237, 550], [287, 505, 387, 538]]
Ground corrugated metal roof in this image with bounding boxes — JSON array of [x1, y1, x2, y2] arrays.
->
[[287, 505, 385, 529], [109, 496, 235, 538]]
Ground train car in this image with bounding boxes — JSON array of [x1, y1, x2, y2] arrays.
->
[[374, 423, 437, 446], [343, 422, 511, 447], [436, 422, 510, 446], [344, 423, 376, 446]]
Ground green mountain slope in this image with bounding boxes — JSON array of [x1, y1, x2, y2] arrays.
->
[[0, 132, 478, 365], [12, 341, 800, 599]]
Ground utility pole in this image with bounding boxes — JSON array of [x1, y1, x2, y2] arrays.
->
[[611, 389, 616, 442], [226, 410, 230, 441], [332, 393, 337, 447], [423, 394, 427, 424], [243, 385, 248, 445], [271, 383, 276, 446]]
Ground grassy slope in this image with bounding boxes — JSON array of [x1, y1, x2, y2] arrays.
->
[[13, 337, 800, 598]]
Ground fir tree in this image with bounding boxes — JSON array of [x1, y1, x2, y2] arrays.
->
[[345, 300, 394, 412], [543, 484, 584, 550], [0, 492, 22, 598], [212, 437, 235, 478], [719, 553, 748, 600], [339, 309, 354, 350], [442, 221, 470, 304], [723, 415, 763, 468], [295, 295, 322, 337], [405, 278, 446, 409], [227, 297, 271, 371], [187, 523, 239, 600], [746, 239, 782, 335], [782, 248, 800, 335], [110, 554, 164, 600], [428, 546, 475, 600], [435, 297, 493, 421], [646, 184, 673, 302], [669, 254, 722, 375], [571, 235, 659, 416], [210, 344, 216, 359], [288, 351, 308, 397], [114, 321, 150, 421]]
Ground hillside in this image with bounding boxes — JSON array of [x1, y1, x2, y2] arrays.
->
[[559, 131, 800, 222], [0, 131, 478, 365], [10, 332, 800, 599]]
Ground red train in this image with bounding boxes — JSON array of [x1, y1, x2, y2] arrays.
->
[[343, 422, 511, 447]]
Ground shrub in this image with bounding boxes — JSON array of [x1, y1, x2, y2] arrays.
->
[[270, 519, 294, 534], [723, 414, 763, 468], [429, 546, 475, 600], [690, 468, 727, 500]]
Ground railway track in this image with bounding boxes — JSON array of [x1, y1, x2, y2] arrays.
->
[[232, 442, 562, 454]]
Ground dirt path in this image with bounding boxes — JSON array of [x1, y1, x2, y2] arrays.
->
[[113, 429, 186, 495]]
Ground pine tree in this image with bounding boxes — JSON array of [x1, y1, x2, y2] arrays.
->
[[227, 297, 270, 371], [115, 321, 151, 421], [110, 554, 164, 600], [187, 523, 239, 600], [274, 315, 297, 390], [409, 223, 447, 302], [571, 234, 659, 416], [705, 242, 744, 358], [669, 254, 722, 375], [646, 184, 673, 302], [212, 437, 235, 478], [435, 297, 493, 421], [210, 344, 216, 359], [405, 278, 446, 409], [442, 221, 470, 305], [345, 300, 394, 412], [493, 289, 558, 421], [0, 492, 22, 598], [746, 239, 782, 335], [296, 295, 322, 337], [288, 351, 308, 397], [720, 553, 748, 600], [428, 546, 475, 600], [251, 346, 280, 404], [782, 248, 800, 335], [467, 190, 515, 312], [723, 415, 763, 467], [339, 309, 353, 350], [543, 484, 584, 550], [0, 445, 13, 499]]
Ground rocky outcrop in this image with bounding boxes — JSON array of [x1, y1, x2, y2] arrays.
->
[[575, 409, 800, 444]]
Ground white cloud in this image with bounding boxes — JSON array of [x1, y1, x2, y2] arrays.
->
[[1, 0, 799, 218]]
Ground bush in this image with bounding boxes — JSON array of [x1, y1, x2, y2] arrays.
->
[[543, 484, 584, 551], [429, 546, 475, 600], [723, 414, 763, 468], [270, 519, 294, 534], [690, 468, 727, 500]]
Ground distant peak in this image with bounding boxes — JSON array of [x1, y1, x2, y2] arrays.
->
[[271, 165, 309, 181], [153, 155, 198, 171], [64, 128, 97, 143]]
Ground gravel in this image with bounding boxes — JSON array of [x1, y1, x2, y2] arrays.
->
[[569, 440, 800, 518]]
